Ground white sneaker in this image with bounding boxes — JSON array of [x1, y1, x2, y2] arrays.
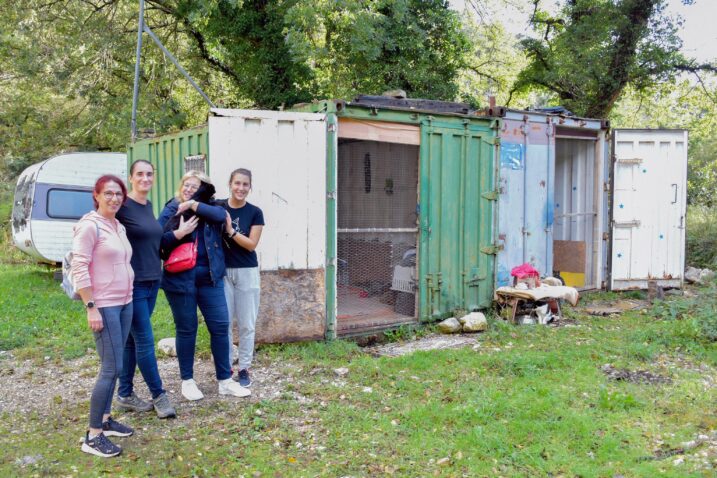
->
[[181, 379, 204, 401], [218, 378, 251, 398]]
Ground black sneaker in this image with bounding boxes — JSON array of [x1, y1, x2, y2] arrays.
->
[[81, 432, 122, 458], [234, 369, 252, 387], [102, 416, 134, 437]]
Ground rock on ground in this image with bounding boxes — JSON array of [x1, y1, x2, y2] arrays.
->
[[158, 337, 176, 356], [459, 312, 488, 333], [685, 266, 715, 285], [437, 317, 462, 334]]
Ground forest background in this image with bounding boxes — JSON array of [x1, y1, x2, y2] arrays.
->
[[0, 0, 715, 234]]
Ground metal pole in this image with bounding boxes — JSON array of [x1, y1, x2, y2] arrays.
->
[[143, 25, 216, 108], [130, 0, 145, 142]]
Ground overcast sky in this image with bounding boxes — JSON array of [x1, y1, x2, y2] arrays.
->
[[449, 0, 717, 63]]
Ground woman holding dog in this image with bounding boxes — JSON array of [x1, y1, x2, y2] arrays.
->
[[71, 175, 135, 457], [114, 160, 177, 419], [158, 170, 250, 401]]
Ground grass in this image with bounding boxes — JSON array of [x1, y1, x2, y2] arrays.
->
[[0, 262, 213, 361], [2, 203, 717, 475]]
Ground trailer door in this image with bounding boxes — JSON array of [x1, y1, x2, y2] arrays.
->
[[609, 129, 688, 290]]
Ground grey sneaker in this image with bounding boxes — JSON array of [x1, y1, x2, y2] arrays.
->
[[102, 417, 134, 437], [81, 432, 121, 458], [153, 392, 177, 419], [115, 392, 153, 413]]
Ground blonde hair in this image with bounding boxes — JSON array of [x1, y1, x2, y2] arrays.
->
[[175, 170, 212, 201]]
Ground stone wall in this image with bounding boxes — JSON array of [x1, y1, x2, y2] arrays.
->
[[251, 268, 326, 343]]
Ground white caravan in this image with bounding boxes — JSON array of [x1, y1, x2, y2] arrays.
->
[[12, 152, 127, 263]]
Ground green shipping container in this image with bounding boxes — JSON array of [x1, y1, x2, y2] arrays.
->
[[128, 97, 497, 341], [294, 98, 497, 336], [128, 125, 209, 216]]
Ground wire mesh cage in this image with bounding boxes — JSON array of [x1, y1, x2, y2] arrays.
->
[[336, 140, 419, 324]]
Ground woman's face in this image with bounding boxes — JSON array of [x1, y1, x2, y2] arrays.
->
[[230, 174, 251, 203], [181, 177, 201, 201], [96, 181, 124, 217], [130, 162, 154, 194]]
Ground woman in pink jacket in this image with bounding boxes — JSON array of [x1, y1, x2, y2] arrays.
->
[[71, 175, 135, 458]]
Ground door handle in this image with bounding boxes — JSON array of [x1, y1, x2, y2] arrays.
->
[[671, 184, 678, 204]]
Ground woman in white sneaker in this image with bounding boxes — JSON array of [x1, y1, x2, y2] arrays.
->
[[220, 168, 264, 387], [158, 171, 250, 401], [71, 175, 135, 457]]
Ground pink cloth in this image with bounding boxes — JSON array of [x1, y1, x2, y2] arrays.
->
[[511, 263, 540, 279], [71, 211, 134, 308]]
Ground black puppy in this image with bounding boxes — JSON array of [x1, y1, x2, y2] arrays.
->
[[162, 181, 217, 256]]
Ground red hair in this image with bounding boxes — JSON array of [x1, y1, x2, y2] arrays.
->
[[93, 174, 128, 209]]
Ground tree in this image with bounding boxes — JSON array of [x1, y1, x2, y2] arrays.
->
[[153, 0, 470, 108], [512, 0, 716, 118]]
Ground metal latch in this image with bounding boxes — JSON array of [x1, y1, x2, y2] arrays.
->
[[480, 244, 503, 255], [613, 220, 641, 228], [617, 157, 643, 165], [481, 190, 499, 201]]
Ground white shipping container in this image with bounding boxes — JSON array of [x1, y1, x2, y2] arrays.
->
[[609, 129, 688, 290]]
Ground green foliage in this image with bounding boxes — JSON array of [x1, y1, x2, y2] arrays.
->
[[645, 281, 717, 346], [686, 206, 717, 269], [515, 0, 692, 118], [0, 0, 470, 179]]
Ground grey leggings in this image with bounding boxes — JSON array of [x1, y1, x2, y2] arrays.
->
[[90, 304, 133, 429]]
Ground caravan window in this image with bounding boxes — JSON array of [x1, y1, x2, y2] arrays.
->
[[47, 189, 94, 219]]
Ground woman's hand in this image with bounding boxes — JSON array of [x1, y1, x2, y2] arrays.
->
[[176, 200, 198, 215], [174, 215, 199, 240], [225, 212, 235, 236], [87, 308, 103, 332]]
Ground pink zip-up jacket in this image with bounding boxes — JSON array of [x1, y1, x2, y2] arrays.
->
[[71, 211, 134, 308]]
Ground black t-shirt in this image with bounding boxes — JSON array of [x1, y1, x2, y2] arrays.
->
[[117, 197, 163, 281], [221, 201, 265, 268]]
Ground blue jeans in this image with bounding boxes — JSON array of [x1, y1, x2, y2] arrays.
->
[[164, 266, 231, 381], [90, 303, 132, 429], [118, 280, 165, 399]]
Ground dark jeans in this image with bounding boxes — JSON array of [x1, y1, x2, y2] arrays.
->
[[90, 303, 133, 429], [164, 266, 231, 381], [118, 280, 165, 399]]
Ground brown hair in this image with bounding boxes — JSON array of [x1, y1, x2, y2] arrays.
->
[[130, 159, 154, 176], [229, 168, 252, 187]]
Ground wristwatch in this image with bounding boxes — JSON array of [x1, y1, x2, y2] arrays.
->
[[228, 230, 237, 239], [85, 300, 96, 309]]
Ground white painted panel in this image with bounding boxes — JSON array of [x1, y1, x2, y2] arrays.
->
[[35, 152, 127, 186], [208, 110, 327, 271], [610, 130, 687, 289], [30, 219, 77, 263]]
